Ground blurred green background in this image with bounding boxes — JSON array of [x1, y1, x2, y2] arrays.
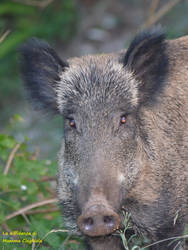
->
[[0, 0, 188, 249]]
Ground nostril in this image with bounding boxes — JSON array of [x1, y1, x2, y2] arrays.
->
[[103, 215, 115, 227], [77, 205, 120, 236], [83, 217, 94, 231]]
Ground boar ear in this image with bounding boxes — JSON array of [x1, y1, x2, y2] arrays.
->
[[20, 38, 69, 113], [123, 27, 168, 104]]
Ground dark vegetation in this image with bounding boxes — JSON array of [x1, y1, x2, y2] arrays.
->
[[0, 0, 188, 249], [0, 0, 77, 124]]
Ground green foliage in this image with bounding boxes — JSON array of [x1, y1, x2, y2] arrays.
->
[[0, 117, 85, 249], [0, 0, 77, 58], [118, 211, 149, 250], [0, 0, 77, 114]]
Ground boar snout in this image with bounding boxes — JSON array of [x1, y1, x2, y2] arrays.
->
[[77, 202, 120, 237]]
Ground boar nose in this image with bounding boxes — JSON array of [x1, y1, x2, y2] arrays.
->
[[77, 204, 120, 236]]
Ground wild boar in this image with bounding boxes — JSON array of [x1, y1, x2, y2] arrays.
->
[[20, 28, 188, 250]]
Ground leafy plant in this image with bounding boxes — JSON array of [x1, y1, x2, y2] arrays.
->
[[0, 116, 85, 249], [0, 0, 77, 118], [118, 211, 149, 250]]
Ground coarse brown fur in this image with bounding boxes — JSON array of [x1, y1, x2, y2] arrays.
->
[[20, 29, 188, 250]]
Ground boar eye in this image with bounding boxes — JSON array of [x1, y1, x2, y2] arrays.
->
[[69, 118, 76, 128], [120, 115, 127, 125]]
